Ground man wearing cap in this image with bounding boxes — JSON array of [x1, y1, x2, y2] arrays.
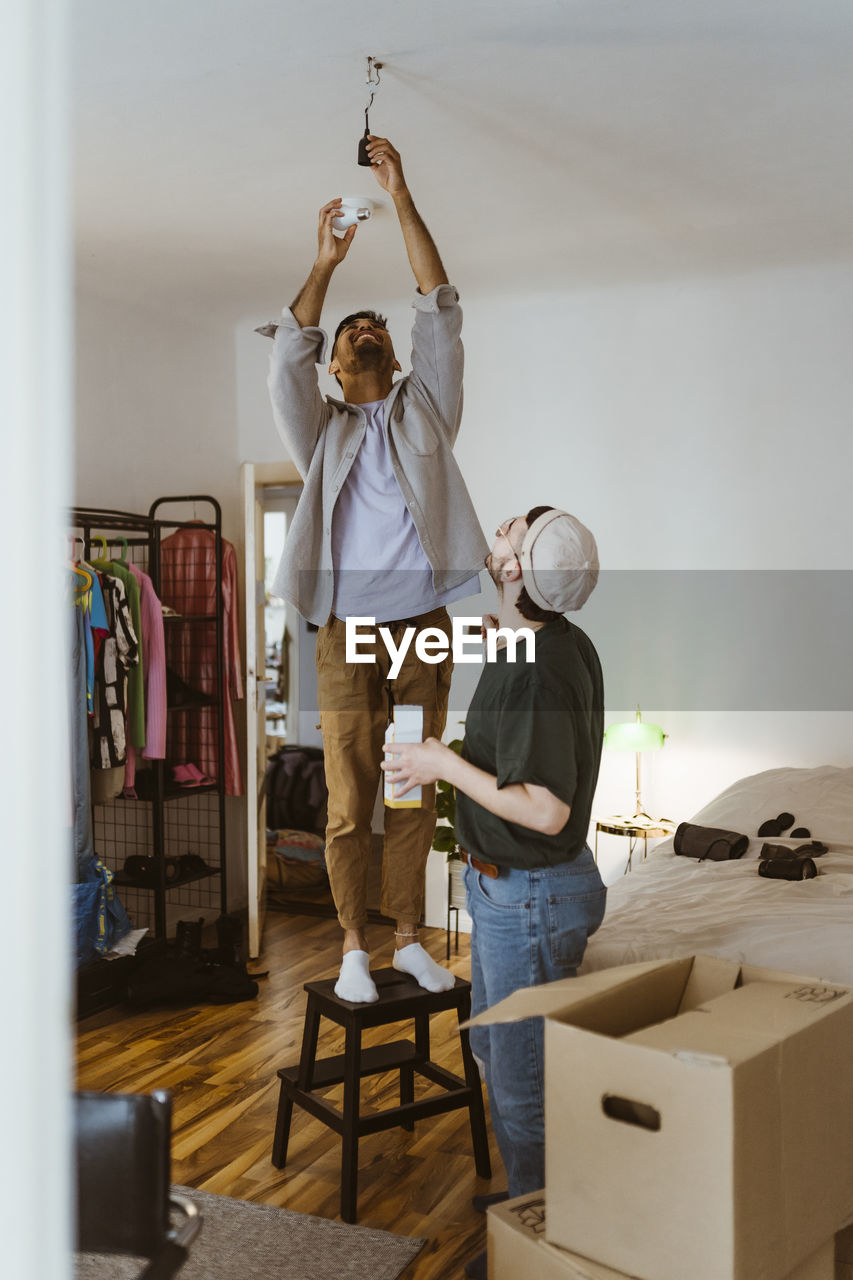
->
[[262, 136, 488, 1005], [383, 505, 606, 1268]]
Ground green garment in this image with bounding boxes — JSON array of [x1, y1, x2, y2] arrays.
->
[[455, 616, 604, 870]]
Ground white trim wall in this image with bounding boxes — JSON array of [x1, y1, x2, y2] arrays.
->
[[1, 0, 72, 1275]]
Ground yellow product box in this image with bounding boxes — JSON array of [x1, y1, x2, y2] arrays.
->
[[383, 704, 423, 809]]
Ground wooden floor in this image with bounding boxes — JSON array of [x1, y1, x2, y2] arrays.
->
[[76, 912, 502, 1279]]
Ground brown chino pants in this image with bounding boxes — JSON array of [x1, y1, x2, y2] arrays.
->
[[315, 607, 454, 931]]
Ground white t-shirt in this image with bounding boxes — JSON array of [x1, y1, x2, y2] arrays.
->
[[331, 400, 478, 623]]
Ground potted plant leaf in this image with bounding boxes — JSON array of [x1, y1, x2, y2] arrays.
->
[[432, 736, 464, 857], [433, 736, 466, 946]]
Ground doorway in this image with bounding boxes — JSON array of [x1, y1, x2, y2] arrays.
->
[[260, 484, 303, 754]]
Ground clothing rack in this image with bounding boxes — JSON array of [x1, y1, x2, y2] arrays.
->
[[70, 497, 228, 938]]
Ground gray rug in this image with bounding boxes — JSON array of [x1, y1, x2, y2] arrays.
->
[[75, 1184, 426, 1280]]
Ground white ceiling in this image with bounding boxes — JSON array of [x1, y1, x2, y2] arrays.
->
[[73, 0, 853, 323]]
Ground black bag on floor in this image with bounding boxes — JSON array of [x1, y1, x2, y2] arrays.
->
[[126, 952, 212, 1007], [265, 745, 327, 835], [126, 921, 258, 1007]]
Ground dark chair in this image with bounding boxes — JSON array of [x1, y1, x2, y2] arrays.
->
[[74, 1089, 201, 1280]]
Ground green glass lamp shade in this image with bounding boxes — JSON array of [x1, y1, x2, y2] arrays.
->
[[604, 721, 665, 752]]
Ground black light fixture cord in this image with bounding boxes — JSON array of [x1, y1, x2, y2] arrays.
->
[[364, 56, 382, 135]]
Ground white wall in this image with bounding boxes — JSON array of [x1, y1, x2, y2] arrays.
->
[[458, 264, 853, 571], [76, 289, 242, 535], [457, 263, 853, 824], [4, 0, 72, 1274], [236, 260, 853, 839]]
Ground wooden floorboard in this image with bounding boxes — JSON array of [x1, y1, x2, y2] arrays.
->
[[75, 912, 501, 1279]]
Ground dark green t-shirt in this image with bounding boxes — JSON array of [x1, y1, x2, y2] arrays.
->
[[455, 616, 603, 869]]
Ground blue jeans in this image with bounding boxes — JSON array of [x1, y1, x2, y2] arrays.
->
[[464, 847, 606, 1197], [70, 604, 95, 877]]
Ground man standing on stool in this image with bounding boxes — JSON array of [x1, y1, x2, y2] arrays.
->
[[383, 506, 607, 1279], [264, 137, 487, 1003]]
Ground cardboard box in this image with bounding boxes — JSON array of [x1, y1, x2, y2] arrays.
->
[[489, 1192, 835, 1280], [489, 1192, 634, 1279], [469, 956, 853, 1280]]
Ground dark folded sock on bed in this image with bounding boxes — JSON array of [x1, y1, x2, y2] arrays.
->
[[674, 822, 749, 861], [761, 840, 827, 860], [758, 856, 818, 881]]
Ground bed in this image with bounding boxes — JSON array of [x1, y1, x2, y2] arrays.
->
[[581, 764, 853, 984]]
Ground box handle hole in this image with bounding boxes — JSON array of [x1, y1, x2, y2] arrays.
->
[[602, 1094, 661, 1131]]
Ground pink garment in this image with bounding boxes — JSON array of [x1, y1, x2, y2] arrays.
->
[[159, 527, 244, 796], [124, 564, 168, 792]]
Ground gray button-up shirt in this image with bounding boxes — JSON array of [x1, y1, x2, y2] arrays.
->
[[267, 284, 489, 626]]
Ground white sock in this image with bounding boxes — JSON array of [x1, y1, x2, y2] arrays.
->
[[334, 950, 379, 1003], [393, 942, 456, 992]]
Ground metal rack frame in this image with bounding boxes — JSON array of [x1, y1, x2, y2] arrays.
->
[[70, 497, 228, 937]]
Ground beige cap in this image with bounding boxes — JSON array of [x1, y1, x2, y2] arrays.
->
[[518, 509, 599, 613]]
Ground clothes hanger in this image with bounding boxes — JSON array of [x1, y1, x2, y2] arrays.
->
[[114, 537, 129, 566], [89, 535, 110, 567], [66, 536, 92, 593], [72, 564, 93, 593]]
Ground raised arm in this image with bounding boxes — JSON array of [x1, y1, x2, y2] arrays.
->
[[268, 199, 358, 474], [290, 198, 357, 328], [365, 136, 448, 294]]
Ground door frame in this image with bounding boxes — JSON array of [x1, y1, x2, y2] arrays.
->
[[241, 460, 301, 958]]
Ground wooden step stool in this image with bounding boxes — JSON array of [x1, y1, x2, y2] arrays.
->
[[272, 966, 492, 1222]]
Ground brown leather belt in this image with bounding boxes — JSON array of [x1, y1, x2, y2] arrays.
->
[[460, 849, 500, 879]]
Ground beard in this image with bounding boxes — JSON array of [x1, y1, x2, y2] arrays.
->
[[347, 338, 389, 377]]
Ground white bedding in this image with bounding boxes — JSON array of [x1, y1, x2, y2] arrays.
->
[[581, 764, 853, 985]]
